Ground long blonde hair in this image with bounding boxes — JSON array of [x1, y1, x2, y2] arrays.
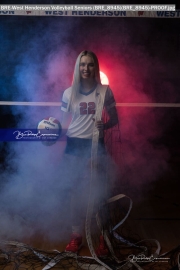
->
[[67, 50, 101, 111]]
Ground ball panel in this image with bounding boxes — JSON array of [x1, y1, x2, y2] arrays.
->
[[37, 117, 62, 146]]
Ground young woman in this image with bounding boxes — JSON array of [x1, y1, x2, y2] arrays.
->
[[61, 50, 118, 255]]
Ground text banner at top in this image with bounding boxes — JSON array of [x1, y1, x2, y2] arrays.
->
[[0, 5, 179, 18], [0, 4, 176, 12]]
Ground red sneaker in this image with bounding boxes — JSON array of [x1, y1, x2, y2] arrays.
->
[[95, 235, 110, 257], [65, 233, 82, 253]]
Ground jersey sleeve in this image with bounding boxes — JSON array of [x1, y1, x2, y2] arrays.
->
[[104, 86, 116, 111], [61, 87, 71, 112]]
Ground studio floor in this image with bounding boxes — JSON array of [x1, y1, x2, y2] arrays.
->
[[1, 147, 180, 270]]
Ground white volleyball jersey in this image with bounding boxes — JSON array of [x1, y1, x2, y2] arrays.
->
[[61, 84, 116, 139]]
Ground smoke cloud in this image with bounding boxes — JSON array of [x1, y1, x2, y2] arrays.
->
[[0, 15, 179, 241]]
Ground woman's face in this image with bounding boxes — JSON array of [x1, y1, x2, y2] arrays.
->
[[79, 55, 95, 80]]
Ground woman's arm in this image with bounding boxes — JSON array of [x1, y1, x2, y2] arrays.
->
[[96, 87, 119, 131], [60, 111, 72, 137], [96, 106, 119, 131], [103, 106, 119, 130]]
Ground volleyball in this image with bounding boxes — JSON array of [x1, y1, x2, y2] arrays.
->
[[37, 117, 62, 146]]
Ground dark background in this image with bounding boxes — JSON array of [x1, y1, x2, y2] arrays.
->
[[0, 0, 180, 248]]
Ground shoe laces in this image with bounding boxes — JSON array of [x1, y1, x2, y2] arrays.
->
[[69, 234, 82, 247]]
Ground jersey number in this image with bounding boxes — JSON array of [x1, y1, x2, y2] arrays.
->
[[80, 102, 95, 115]]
